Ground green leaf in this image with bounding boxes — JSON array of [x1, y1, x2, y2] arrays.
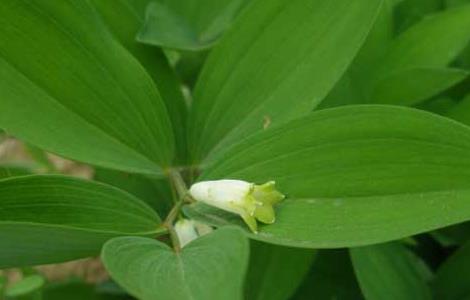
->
[[320, 0, 398, 109], [434, 239, 470, 299], [376, 5, 470, 78], [370, 68, 468, 106], [137, 0, 248, 50], [188, 0, 383, 162], [91, 0, 188, 163], [324, 2, 470, 107], [350, 242, 433, 300], [292, 250, 363, 300], [0, 0, 174, 175], [94, 167, 173, 215], [186, 105, 470, 248], [0, 175, 162, 268], [102, 227, 249, 300], [4, 275, 45, 298], [245, 241, 315, 300]]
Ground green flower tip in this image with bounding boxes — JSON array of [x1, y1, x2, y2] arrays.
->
[[189, 179, 285, 233]]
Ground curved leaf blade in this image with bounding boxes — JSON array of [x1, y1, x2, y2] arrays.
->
[[292, 250, 363, 300], [351, 242, 432, 300], [245, 241, 315, 300], [91, 0, 188, 164], [371, 68, 468, 106], [0, 175, 162, 268], [102, 227, 249, 300], [188, 0, 383, 162], [188, 105, 470, 248], [137, 0, 247, 50], [376, 4, 470, 77], [0, 0, 174, 174]]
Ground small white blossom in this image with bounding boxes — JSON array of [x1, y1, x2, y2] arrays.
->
[[189, 179, 285, 233], [174, 219, 214, 247], [174, 219, 199, 247]]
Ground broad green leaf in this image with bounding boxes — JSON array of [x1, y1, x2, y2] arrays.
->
[[4, 275, 45, 298], [245, 241, 315, 300], [0, 0, 174, 175], [352, 0, 397, 77], [188, 0, 382, 162], [91, 0, 188, 163], [102, 227, 249, 300], [137, 0, 248, 50], [351, 242, 432, 300], [434, 240, 470, 299], [0, 175, 162, 268], [186, 105, 470, 248], [292, 250, 363, 300], [370, 68, 468, 106], [376, 5, 470, 78], [324, 3, 470, 107], [94, 167, 173, 215], [320, 0, 399, 109]]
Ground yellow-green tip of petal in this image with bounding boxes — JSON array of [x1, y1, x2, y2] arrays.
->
[[189, 180, 285, 234]]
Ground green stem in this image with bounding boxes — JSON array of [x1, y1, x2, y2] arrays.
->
[[164, 170, 190, 252], [169, 169, 188, 200]]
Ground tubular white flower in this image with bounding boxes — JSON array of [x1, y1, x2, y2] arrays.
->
[[189, 179, 285, 233], [174, 219, 199, 247]]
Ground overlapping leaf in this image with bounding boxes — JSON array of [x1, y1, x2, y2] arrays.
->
[[0, 175, 162, 268], [325, 4, 470, 108], [102, 227, 248, 300], [0, 0, 174, 175], [369, 4, 470, 105], [245, 241, 315, 300], [185, 105, 470, 248], [371, 68, 468, 106], [188, 0, 382, 162], [91, 0, 188, 163], [292, 250, 363, 300], [351, 242, 432, 300], [137, 0, 248, 50]]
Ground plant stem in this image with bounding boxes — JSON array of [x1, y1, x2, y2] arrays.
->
[[168, 169, 188, 200], [164, 200, 184, 252], [164, 170, 190, 252]]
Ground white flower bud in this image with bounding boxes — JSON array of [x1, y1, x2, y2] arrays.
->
[[189, 180, 285, 233], [174, 219, 199, 247]]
